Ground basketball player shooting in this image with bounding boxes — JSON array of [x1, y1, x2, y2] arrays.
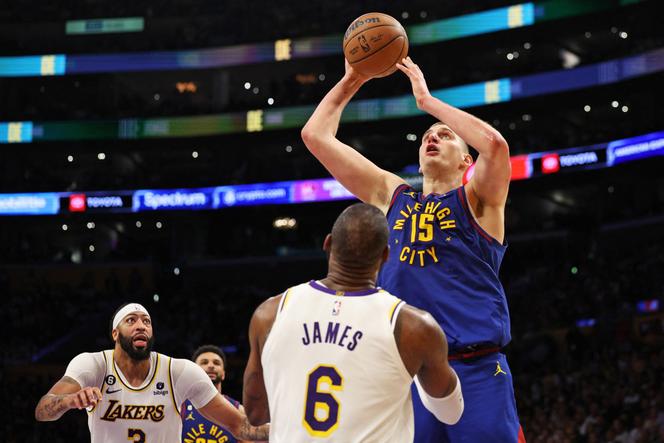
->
[[300, 52, 525, 442], [35, 303, 269, 442], [242, 203, 463, 442]]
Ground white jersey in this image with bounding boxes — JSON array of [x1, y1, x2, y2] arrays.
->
[[64, 350, 218, 443], [262, 280, 414, 442]]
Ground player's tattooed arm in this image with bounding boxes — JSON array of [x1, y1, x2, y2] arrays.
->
[[35, 376, 102, 421], [237, 419, 270, 441]]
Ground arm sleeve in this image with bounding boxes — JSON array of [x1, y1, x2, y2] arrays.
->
[[172, 359, 219, 410], [414, 369, 464, 425], [63, 352, 106, 389]]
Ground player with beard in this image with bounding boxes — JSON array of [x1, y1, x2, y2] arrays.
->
[[181, 345, 251, 443], [36, 303, 269, 443]]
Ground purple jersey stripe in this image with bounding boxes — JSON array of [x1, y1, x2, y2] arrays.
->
[[308, 280, 380, 297]]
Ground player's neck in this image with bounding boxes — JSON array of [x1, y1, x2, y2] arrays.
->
[[215, 382, 222, 394], [321, 268, 377, 293], [422, 173, 462, 196], [114, 350, 151, 387]]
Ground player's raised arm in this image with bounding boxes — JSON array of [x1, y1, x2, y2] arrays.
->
[[301, 61, 406, 213], [242, 295, 281, 425], [395, 305, 464, 425], [396, 56, 511, 209], [35, 376, 102, 421]]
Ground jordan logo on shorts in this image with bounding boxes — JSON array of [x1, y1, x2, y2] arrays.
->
[[494, 361, 507, 376]]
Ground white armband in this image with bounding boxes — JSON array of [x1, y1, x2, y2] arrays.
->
[[414, 370, 464, 425]]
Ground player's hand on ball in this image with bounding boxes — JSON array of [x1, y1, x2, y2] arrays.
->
[[68, 387, 103, 409], [344, 59, 372, 83], [396, 57, 432, 109]]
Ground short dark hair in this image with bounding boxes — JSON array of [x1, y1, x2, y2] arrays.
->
[[192, 345, 226, 368], [330, 203, 389, 268]]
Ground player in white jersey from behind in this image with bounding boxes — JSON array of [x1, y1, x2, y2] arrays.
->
[[35, 302, 269, 443], [243, 203, 464, 442]]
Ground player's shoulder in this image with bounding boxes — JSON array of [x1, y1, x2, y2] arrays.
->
[[396, 304, 444, 341], [70, 349, 108, 365], [169, 356, 201, 373], [254, 283, 309, 320], [169, 357, 210, 384]]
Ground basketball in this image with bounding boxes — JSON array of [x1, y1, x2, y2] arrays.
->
[[343, 12, 409, 78]]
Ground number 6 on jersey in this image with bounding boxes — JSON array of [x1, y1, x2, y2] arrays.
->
[[302, 365, 343, 436]]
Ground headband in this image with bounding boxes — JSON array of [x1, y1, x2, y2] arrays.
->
[[112, 303, 150, 330]]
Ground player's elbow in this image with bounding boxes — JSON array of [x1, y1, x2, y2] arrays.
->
[[301, 126, 319, 150], [245, 406, 268, 427], [487, 132, 509, 155], [34, 404, 51, 422]]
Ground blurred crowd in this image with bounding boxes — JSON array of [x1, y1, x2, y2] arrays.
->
[[2, 222, 662, 440]]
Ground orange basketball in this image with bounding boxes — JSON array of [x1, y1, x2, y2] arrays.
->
[[343, 12, 409, 78]]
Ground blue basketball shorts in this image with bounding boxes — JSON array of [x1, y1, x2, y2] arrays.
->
[[412, 352, 523, 443]]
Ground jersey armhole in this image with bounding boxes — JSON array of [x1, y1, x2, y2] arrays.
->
[[457, 186, 499, 245], [386, 184, 412, 217], [389, 300, 406, 331], [168, 357, 180, 415], [276, 288, 291, 316], [88, 351, 108, 414]]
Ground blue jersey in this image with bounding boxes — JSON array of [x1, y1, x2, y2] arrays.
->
[[181, 396, 240, 443], [377, 184, 511, 350]]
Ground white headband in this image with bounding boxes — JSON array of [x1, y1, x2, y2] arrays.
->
[[113, 303, 150, 330]]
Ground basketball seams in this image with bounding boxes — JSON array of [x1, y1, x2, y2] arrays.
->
[[373, 39, 407, 77], [348, 34, 405, 65], [343, 23, 403, 51]]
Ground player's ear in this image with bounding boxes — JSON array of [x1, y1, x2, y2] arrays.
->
[[381, 245, 390, 265], [323, 233, 332, 252], [111, 328, 119, 342]]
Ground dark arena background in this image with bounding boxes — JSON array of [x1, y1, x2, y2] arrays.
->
[[2, 1, 663, 441]]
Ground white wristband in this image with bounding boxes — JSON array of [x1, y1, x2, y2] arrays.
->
[[414, 370, 464, 425]]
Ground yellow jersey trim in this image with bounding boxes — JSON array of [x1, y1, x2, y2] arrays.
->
[[388, 299, 403, 324], [88, 350, 110, 414], [168, 356, 180, 414], [280, 288, 292, 312]]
